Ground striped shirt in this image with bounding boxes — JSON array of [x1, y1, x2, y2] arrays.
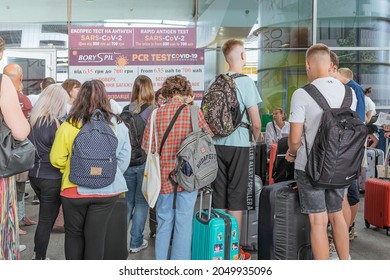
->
[[142, 97, 213, 194]]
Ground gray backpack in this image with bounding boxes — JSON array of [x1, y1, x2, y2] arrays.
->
[[168, 105, 218, 206]]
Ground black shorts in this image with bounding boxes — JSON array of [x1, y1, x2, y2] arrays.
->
[[347, 179, 360, 206], [211, 145, 249, 211]]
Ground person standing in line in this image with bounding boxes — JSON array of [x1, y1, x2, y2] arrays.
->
[[208, 39, 262, 260], [61, 78, 81, 113], [329, 59, 364, 246], [28, 84, 68, 260], [142, 75, 212, 260], [3, 64, 36, 240], [50, 80, 131, 259], [363, 87, 376, 124], [264, 107, 290, 156], [287, 43, 355, 260], [0, 36, 31, 259], [122, 75, 155, 253], [27, 77, 56, 107]]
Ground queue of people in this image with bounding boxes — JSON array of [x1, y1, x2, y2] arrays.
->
[[0, 34, 386, 262]]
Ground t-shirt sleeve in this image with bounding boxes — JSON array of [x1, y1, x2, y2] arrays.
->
[[288, 89, 307, 123], [240, 76, 262, 109]]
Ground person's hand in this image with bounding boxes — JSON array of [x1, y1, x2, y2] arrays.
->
[[384, 125, 390, 138], [285, 149, 296, 162], [259, 132, 264, 142]]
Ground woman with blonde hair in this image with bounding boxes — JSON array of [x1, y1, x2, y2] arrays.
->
[[121, 75, 155, 253], [28, 84, 68, 260]]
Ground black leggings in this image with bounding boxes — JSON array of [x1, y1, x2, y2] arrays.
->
[[29, 177, 62, 260], [61, 195, 118, 260]]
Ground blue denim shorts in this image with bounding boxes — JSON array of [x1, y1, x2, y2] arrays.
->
[[295, 170, 345, 214]]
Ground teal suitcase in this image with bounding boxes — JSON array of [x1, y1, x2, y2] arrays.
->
[[191, 188, 239, 260]]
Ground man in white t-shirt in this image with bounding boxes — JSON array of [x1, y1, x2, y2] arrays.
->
[[286, 44, 356, 260]]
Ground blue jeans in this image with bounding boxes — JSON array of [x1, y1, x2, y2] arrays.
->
[[155, 190, 198, 260], [124, 163, 149, 248]]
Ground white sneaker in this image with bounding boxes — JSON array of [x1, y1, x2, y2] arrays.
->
[[129, 239, 148, 253], [329, 241, 338, 260], [19, 244, 26, 252]]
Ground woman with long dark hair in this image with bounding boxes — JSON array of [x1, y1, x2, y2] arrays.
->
[[50, 80, 131, 259]]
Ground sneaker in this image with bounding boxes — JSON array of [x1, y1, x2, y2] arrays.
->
[[32, 195, 40, 205], [19, 245, 26, 252], [238, 247, 251, 260], [327, 224, 333, 240], [349, 225, 355, 241], [329, 241, 338, 260], [129, 239, 148, 253], [24, 192, 30, 199]]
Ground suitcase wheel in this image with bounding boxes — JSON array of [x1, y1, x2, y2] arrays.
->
[[365, 220, 370, 229]]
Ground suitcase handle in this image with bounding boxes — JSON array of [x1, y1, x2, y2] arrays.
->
[[198, 187, 213, 222]]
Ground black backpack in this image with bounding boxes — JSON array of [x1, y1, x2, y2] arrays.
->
[[69, 109, 118, 189], [120, 104, 149, 166], [303, 84, 367, 188]]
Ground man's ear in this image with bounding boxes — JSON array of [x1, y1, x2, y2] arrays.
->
[[305, 60, 310, 71]]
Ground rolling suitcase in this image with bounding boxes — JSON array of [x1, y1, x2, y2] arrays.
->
[[359, 148, 384, 192], [258, 181, 311, 260], [240, 175, 262, 251], [364, 143, 390, 235], [192, 188, 239, 260], [104, 197, 128, 260]]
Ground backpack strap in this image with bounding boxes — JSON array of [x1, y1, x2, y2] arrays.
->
[[190, 105, 200, 132], [160, 103, 187, 154], [302, 84, 331, 111], [303, 83, 352, 111], [170, 105, 199, 210], [340, 85, 353, 109]]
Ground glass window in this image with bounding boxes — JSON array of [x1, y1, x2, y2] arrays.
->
[[317, 0, 390, 47], [334, 50, 390, 108]]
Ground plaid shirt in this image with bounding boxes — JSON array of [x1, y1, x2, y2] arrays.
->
[[142, 98, 213, 194]]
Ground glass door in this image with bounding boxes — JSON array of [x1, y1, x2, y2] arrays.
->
[[0, 49, 57, 95]]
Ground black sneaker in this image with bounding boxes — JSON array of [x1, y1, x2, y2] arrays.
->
[[32, 195, 40, 205]]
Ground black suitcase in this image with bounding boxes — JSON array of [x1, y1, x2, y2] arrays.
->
[[258, 181, 312, 260], [255, 142, 267, 185], [104, 197, 128, 260]]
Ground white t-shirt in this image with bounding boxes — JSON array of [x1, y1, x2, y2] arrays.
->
[[27, 94, 40, 107], [265, 121, 290, 152], [364, 96, 376, 115], [289, 77, 357, 171]]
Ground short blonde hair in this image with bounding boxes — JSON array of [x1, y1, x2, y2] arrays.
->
[[222, 39, 244, 58], [306, 43, 330, 60], [338, 67, 353, 80]]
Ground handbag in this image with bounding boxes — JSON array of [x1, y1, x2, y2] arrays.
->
[[141, 108, 161, 208], [0, 110, 36, 178]]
